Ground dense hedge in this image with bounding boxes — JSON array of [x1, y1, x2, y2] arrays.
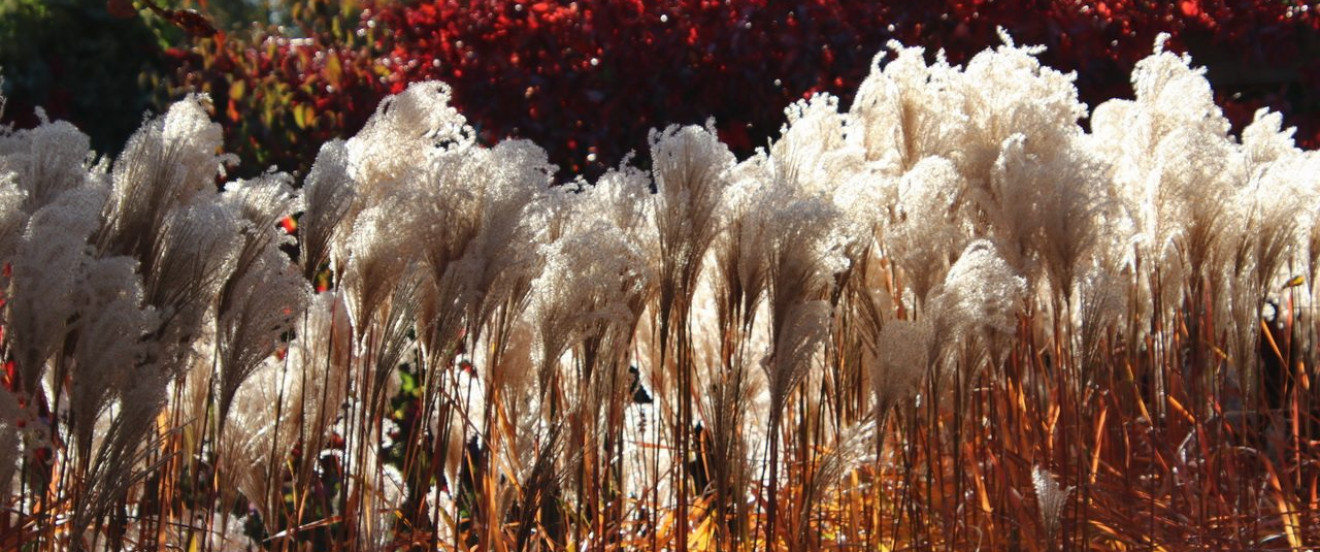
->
[[5, 1, 1319, 178], [369, 0, 1320, 178]]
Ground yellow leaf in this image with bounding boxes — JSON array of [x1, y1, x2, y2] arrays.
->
[[690, 513, 715, 551], [326, 53, 343, 86], [1277, 493, 1302, 549], [229, 79, 245, 101]]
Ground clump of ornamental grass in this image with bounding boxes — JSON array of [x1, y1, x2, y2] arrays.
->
[[4, 31, 1320, 552]]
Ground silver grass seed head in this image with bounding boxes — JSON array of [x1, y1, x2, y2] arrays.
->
[[872, 319, 931, 415], [1241, 108, 1301, 165], [8, 186, 107, 392], [101, 96, 234, 265], [301, 139, 357, 280], [765, 300, 832, 409], [1132, 34, 1229, 139], [1033, 465, 1073, 542], [346, 81, 474, 195], [69, 255, 157, 457], [216, 246, 311, 421], [0, 119, 94, 215], [935, 240, 1027, 347], [885, 156, 969, 305], [649, 122, 735, 293]]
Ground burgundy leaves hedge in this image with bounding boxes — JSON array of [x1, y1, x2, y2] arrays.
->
[[150, 0, 1320, 179]]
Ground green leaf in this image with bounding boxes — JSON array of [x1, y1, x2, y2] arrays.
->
[[399, 369, 419, 394]]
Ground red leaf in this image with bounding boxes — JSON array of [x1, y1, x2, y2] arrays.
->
[[1179, 0, 1200, 17], [279, 215, 299, 234], [106, 0, 137, 19], [168, 8, 218, 38]]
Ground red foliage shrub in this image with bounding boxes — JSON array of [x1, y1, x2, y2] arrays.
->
[[160, 0, 389, 176], [166, 0, 1320, 178], [369, 0, 1320, 177], [166, 30, 387, 176]]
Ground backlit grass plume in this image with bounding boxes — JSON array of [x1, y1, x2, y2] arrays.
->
[[2, 32, 1320, 551]]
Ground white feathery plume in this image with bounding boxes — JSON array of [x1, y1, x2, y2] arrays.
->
[[1241, 108, 1302, 166], [215, 244, 310, 427], [848, 50, 906, 169], [300, 139, 357, 281], [1131, 34, 1231, 139], [99, 95, 235, 262], [1155, 126, 1242, 277], [7, 186, 106, 395], [219, 172, 300, 286], [976, 131, 1110, 298], [346, 81, 474, 201], [67, 256, 158, 462], [649, 122, 735, 324], [224, 292, 351, 531], [764, 301, 831, 415], [0, 119, 96, 212], [1027, 140, 1111, 305], [406, 147, 487, 363], [1234, 111, 1319, 291], [853, 43, 968, 171], [756, 146, 848, 416], [776, 93, 882, 277], [454, 139, 553, 340], [772, 94, 865, 198], [1074, 263, 1128, 371], [530, 221, 649, 370], [871, 319, 930, 418], [884, 156, 969, 306], [0, 171, 26, 262], [831, 164, 890, 262], [368, 266, 423, 405], [337, 199, 416, 344], [712, 156, 774, 336], [933, 240, 1027, 354], [145, 199, 241, 375], [162, 94, 235, 183], [223, 291, 352, 521], [958, 30, 1086, 175], [72, 335, 171, 546], [285, 292, 354, 442], [1217, 117, 1318, 380], [406, 139, 550, 353], [979, 133, 1041, 277], [1091, 35, 1238, 286], [580, 160, 653, 237], [1033, 465, 1073, 545]]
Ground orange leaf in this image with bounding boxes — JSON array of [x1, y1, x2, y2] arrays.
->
[[1090, 402, 1107, 484], [1165, 395, 1194, 424]]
